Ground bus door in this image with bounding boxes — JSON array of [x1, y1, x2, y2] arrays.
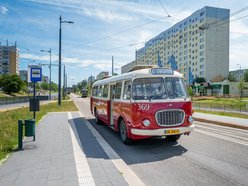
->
[[109, 84, 115, 126]]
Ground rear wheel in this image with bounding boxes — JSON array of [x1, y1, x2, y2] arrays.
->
[[119, 119, 132, 145], [166, 134, 181, 141], [95, 109, 101, 125]]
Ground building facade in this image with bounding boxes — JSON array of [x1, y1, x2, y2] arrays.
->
[[96, 71, 109, 80], [87, 75, 95, 84], [121, 6, 230, 84], [229, 69, 248, 82], [20, 70, 28, 82], [0, 43, 20, 75], [42, 75, 49, 83]]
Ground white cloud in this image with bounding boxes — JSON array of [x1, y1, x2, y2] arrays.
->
[[0, 6, 8, 14], [230, 40, 248, 70], [82, 7, 136, 23], [230, 19, 248, 39]]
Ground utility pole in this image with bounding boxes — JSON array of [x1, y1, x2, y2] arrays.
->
[[58, 15, 74, 105], [59, 15, 62, 105], [63, 65, 66, 99], [40, 49, 52, 100], [112, 56, 114, 76]]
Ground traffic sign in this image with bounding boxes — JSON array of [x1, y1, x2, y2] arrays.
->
[[28, 65, 42, 82]]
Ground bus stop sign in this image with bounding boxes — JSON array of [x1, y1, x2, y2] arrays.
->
[[28, 65, 42, 82]]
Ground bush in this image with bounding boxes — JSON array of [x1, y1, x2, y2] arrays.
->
[[0, 75, 25, 94]]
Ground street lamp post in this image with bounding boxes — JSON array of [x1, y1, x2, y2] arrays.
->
[[58, 15, 74, 105], [40, 49, 52, 100]]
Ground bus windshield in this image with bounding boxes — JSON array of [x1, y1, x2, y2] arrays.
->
[[132, 77, 187, 100]]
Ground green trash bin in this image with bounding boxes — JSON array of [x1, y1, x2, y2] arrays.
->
[[24, 119, 35, 137]]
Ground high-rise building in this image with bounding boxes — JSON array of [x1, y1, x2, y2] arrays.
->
[[121, 6, 230, 84], [96, 72, 109, 80], [87, 75, 95, 84], [0, 43, 20, 75]]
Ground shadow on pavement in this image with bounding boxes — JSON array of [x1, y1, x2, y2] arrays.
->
[[67, 114, 188, 165]]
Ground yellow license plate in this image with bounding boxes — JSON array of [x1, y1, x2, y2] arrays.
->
[[165, 129, 180, 134]]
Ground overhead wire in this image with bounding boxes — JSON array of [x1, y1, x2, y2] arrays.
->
[[158, 0, 171, 17], [95, 5, 248, 54], [63, 15, 172, 52], [2, 5, 248, 63]]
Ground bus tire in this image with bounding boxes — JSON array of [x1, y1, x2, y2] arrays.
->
[[95, 109, 101, 125], [166, 134, 181, 141], [119, 119, 132, 145]]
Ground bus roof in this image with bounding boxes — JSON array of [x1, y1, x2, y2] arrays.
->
[[92, 68, 183, 86]]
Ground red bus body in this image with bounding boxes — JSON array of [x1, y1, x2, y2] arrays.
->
[[90, 68, 194, 143]]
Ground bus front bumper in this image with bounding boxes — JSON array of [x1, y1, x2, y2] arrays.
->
[[131, 125, 194, 136]]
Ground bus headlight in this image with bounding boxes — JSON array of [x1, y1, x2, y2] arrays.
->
[[142, 119, 151, 127], [188, 116, 194, 124]]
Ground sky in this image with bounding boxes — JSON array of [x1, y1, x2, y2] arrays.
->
[[0, 0, 248, 86]]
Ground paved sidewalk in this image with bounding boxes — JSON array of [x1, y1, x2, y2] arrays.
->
[[0, 112, 129, 186], [193, 112, 248, 130]]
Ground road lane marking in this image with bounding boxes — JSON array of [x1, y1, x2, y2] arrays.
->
[[195, 125, 248, 141], [68, 112, 96, 186], [194, 128, 248, 147], [78, 111, 145, 186], [195, 122, 248, 135]]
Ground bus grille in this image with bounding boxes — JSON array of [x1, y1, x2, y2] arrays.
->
[[155, 109, 185, 126]]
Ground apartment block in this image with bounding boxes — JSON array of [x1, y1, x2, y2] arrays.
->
[[88, 75, 95, 84], [96, 71, 109, 80], [0, 43, 20, 75], [121, 6, 230, 84]]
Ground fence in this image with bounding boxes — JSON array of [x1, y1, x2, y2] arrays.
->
[[193, 102, 248, 114], [0, 96, 49, 106]]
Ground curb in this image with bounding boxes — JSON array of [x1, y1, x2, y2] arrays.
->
[[194, 117, 248, 130]]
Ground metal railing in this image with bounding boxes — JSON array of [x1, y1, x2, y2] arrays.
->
[[193, 102, 248, 115], [0, 96, 49, 105]]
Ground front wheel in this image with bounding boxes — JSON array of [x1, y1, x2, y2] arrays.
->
[[166, 134, 181, 141], [119, 119, 132, 145]]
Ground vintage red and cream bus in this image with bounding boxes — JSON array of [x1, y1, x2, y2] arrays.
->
[[90, 68, 194, 144]]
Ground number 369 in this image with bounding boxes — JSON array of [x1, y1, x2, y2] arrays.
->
[[137, 104, 150, 110]]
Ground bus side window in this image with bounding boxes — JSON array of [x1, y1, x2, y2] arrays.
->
[[111, 85, 116, 100], [123, 81, 131, 100], [115, 82, 122, 99], [103, 84, 109, 98]]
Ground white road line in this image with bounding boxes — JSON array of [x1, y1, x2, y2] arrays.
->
[[194, 128, 248, 147], [68, 112, 96, 186], [78, 112, 145, 186], [195, 121, 248, 134], [195, 125, 248, 141]]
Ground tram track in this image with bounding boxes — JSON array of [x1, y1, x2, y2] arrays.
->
[[194, 121, 248, 146]]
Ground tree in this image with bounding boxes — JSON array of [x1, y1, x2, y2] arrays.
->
[[237, 79, 246, 99], [243, 71, 248, 82], [187, 86, 194, 99], [40, 83, 49, 90], [194, 77, 206, 84], [77, 80, 87, 92], [0, 75, 25, 94], [51, 82, 58, 92], [227, 73, 237, 82]]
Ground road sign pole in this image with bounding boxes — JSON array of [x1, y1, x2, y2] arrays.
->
[[33, 82, 36, 120]]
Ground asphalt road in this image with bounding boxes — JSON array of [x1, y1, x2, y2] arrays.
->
[[71, 94, 248, 186]]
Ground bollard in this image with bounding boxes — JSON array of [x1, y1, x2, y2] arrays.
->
[[18, 120, 23, 150]]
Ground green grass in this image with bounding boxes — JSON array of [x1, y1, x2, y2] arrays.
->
[[0, 100, 78, 161], [195, 109, 248, 119], [193, 97, 248, 111], [0, 92, 29, 97]]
